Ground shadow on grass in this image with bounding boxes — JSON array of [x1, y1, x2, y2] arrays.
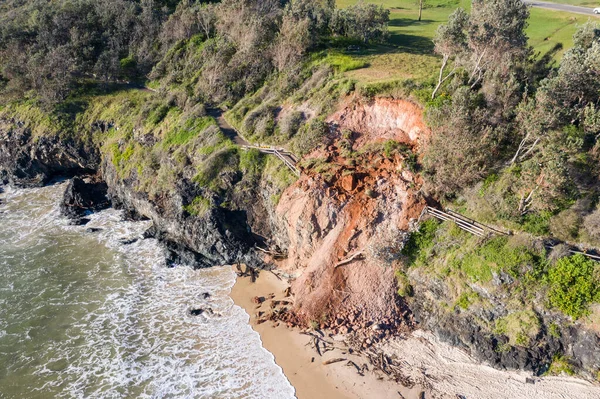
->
[[388, 18, 436, 28], [388, 33, 435, 54]]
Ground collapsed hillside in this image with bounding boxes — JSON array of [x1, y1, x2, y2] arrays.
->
[[2, 88, 600, 380]]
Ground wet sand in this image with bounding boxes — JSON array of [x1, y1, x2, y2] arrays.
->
[[229, 266, 421, 399]]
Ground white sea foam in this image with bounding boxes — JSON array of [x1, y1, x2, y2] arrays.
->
[[0, 182, 295, 399]]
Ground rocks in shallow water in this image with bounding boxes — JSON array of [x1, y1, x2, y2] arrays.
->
[[190, 308, 207, 316], [189, 307, 220, 317], [85, 227, 102, 233], [61, 176, 110, 224]]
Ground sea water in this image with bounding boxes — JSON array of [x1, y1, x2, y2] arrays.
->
[[0, 183, 295, 399]]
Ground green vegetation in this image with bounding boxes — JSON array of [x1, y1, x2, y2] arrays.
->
[[546, 355, 575, 376], [494, 310, 541, 346], [183, 196, 211, 216], [547, 254, 600, 319]]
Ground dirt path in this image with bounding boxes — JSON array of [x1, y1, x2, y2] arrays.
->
[[207, 108, 249, 146]]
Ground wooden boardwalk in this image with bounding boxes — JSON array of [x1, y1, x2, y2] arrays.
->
[[208, 108, 301, 176], [241, 145, 300, 176], [422, 206, 600, 262]]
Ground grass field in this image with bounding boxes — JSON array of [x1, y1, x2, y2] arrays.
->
[[336, 0, 598, 84]]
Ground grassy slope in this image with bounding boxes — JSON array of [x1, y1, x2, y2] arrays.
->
[[336, 0, 598, 84]]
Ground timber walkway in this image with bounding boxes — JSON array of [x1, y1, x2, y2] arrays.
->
[[208, 108, 300, 176], [421, 206, 600, 262]]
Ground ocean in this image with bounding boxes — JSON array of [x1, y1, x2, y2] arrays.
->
[[0, 182, 295, 399]]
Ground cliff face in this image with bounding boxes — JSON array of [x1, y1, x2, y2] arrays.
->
[[0, 117, 262, 268], [271, 97, 427, 330], [0, 119, 99, 186], [2, 97, 599, 378]]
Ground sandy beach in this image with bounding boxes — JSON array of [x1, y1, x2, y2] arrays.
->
[[230, 266, 600, 399], [230, 266, 423, 399]]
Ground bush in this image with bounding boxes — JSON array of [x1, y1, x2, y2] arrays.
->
[[279, 110, 304, 138], [547, 254, 599, 319], [401, 219, 439, 266], [291, 117, 329, 156]]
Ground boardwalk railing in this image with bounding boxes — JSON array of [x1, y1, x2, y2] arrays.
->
[[422, 206, 509, 237], [242, 145, 300, 176], [422, 205, 600, 262]]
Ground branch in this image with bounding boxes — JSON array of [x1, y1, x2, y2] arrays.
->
[[432, 54, 456, 99], [335, 251, 364, 268]]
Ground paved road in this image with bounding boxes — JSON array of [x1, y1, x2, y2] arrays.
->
[[522, 0, 599, 16]]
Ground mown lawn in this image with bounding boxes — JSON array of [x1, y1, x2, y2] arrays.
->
[[336, 0, 598, 84]]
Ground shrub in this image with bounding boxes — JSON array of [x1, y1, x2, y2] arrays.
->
[[291, 117, 329, 156], [547, 254, 599, 319], [239, 148, 265, 177], [279, 110, 304, 138], [401, 219, 439, 266]]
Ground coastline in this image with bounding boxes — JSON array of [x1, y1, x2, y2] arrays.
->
[[229, 266, 422, 399]]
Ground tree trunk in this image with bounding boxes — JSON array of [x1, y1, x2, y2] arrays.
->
[[418, 0, 423, 21]]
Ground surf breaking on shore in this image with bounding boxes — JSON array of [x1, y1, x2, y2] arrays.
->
[[0, 183, 294, 399]]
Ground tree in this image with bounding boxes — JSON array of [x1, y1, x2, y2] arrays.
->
[[418, 0, 426, 21], [431, 8, 468, 98]]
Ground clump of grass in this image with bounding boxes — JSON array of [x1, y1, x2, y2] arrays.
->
[[321, 52, 368, 72], [183, 196, 211, 217], [454, 290, 480, 310], [162, 116, 215, 149], [545, 355, 575, 376], [494, 310, 541, 347]]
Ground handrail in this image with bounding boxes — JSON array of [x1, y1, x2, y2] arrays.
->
[[241, 145, 300, 176], [423, 206, 600, 263]]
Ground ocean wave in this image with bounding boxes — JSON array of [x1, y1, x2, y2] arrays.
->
[[0, 183, 295, 399]]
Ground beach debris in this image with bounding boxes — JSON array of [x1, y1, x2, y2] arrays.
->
[[323, 357, 346, 365], [251, 296, 265, 304], [397, 392, 406, 399], [419, 391, 425, 399]]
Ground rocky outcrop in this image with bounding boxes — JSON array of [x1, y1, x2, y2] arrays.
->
[[61, 176, 110, 224], [408, 270, 600, 377], [0, 119, 99, 187], [0, 118, 263, 268], [103, 160, 262, 268]]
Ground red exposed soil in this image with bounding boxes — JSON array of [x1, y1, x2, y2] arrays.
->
[[272, 97, 429, 335], [328, 97, 430, 149]]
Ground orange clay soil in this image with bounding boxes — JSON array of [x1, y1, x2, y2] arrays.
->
[[271, 97, 428, 335]]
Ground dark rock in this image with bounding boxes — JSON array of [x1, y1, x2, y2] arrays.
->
[[86, 227, 102, 233], [201, 292, 211, 299], [190, 307, 214, 316], [119, 238, 139, 245], [61, 177, 110, 223], [0, 121, 99, 187]]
